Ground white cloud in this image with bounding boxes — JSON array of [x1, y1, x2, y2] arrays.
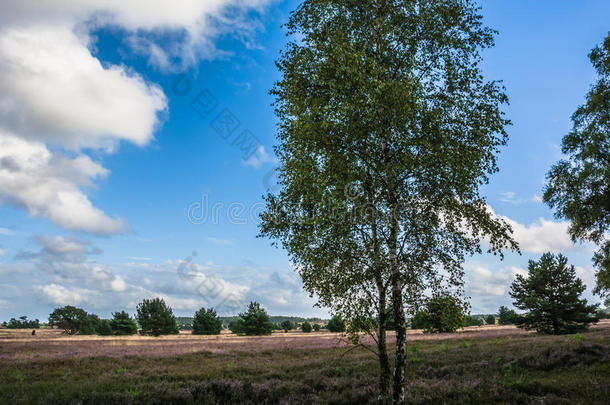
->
[[532, 194, 543, 203], [39, 283, 84, 306], [0, 227, 15, 235], [242, 145, 275, 168], [499, 191, 527, 205], [0, 0, 271, 234]]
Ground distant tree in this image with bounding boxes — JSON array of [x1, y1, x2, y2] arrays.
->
[[239, 302, 273, 336], [97, 319, 113, 336], [301, 321, 312, 333], [1, 321, 7, 328], [409, 312, 427, 330], [312, 324, 320, 332], [485, 315, 496, 325], [326, 315, 345, 333], [280, 320, 294, 332], [110, 311, 138, 335], [80, 314, 102, 335], [192, 307, 222, 335], [136, 298, 179, 336], [543, 33, 610, 304], [228, 318, 245, 334], [510, 253, 599, 334], [497, 306, 519, 325], [48, 306, 88, 335], [418, 295, 466, 334], [6, 316, 39, 329], [463, 315, 484, 327]]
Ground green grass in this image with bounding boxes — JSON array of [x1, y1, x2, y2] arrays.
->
[[1, 328, 609, 404]]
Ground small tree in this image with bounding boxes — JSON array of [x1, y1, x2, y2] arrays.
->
[[485, 315, 496, 325], [326, 315, 345, 333], [48, 306, 88, 335], [463, 315, 484, 327], [110, 311, 138, 335], [136, 298, 179, 336], [80, 314, 102, 335], [419, 295, 466, 333], [192, 307, 222, 335], [228, 318, 245, 334], [240, 302, 273, 336], [497, 306, 519, 325], [301, 321, 312, 333], [280, 320, 294, 332], [97, 319, 113, 336], [510, 253, 599, 334], [313, 324, 320, 332]]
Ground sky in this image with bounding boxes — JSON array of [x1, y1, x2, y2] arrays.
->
[[0, 0, 608, 321]]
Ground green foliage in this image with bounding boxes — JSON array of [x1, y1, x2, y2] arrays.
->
[[192, 307, 222, 335], [228, 318, 245, 334], [239, 302, 273, 336], [80, 314, 102, 335], [543, 33, 610, 303], [418, 295, 467, 333], [6, 316, 39, 329], [510, 253, 599, 334], [110, 311, 138, 335], [463, 316, 484, 327], [313, 324, 320, 332], [326, 315, 345, 333], [485, 315, 496, 325], [301, 321, 312, 333], [135, 298, 179, 336], [48, 306, 89, 335], [280, 320, 294, 332], [497, 306, 519, 325], [96, 320, 113, 336]]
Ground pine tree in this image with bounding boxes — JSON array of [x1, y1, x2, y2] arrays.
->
[[509, 253, 599, 334], [192, 307, 222, 335]]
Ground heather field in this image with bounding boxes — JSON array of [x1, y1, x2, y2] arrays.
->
[[1, 321, 609, 404]]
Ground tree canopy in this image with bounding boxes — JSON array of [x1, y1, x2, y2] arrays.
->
[[192, 307, 222, 335], [543, 33, 610, 304], [110, 311, 138, 335]]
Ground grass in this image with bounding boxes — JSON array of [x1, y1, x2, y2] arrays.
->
[[0, 322, 609, 404]]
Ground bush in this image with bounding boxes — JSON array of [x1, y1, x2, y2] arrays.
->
[[463, 315, 484, 327], [313, 324, 320, 332], [228, 318, 245, 334], [239, 302, 273, 336], [510, 253, 599, 334], [110, 311, 138, 335], [97, 319, 113, 336], [486, 315, 496, 325], [80, 314, 102, 335], [301, 321, 312, 332], [326, 315, 345, 332], [280, 320, 294, 332], [136, 298, 179, 336], [192, 307, 222, 335], [419, 294, 466, 333]]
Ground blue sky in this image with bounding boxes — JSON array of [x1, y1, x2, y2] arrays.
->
[[0, 0, 608, 320]]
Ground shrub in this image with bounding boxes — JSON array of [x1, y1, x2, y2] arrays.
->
[[110, 311, 138, 335], [463, 315, 484, 327], [80, 314, 102, 335], [486, 315, 496, 325], [313, 324, 320, 332], [510, 253, 599, 334], [192, 307, 222, 335], [301, 321, 312, 332], [280, 320, 294, 332], [136, 298, 179, 336], [418, 294, 466, 333], [228, 318, 245, 334], [97, 319, 113, 336], [326, 315, 345, 332]]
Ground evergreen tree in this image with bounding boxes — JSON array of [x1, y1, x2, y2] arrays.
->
[[497, 305, 518, 325], [110, 311, 138, 335], [301, 321, 312, 333], [485, 315, 496, 325], [136, 298, 179, 336], [326, 315, 345, 333], [280, 320, 294, 332], [239, 302, 273, 336], [510, 253, 599, 334], [192, 307, 222, 335]]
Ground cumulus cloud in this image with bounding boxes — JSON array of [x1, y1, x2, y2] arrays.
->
[[242, 145, 276, 168], [0, 0, 271, 234]]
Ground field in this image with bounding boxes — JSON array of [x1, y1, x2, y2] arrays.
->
[[1, 321, 609, 404]]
